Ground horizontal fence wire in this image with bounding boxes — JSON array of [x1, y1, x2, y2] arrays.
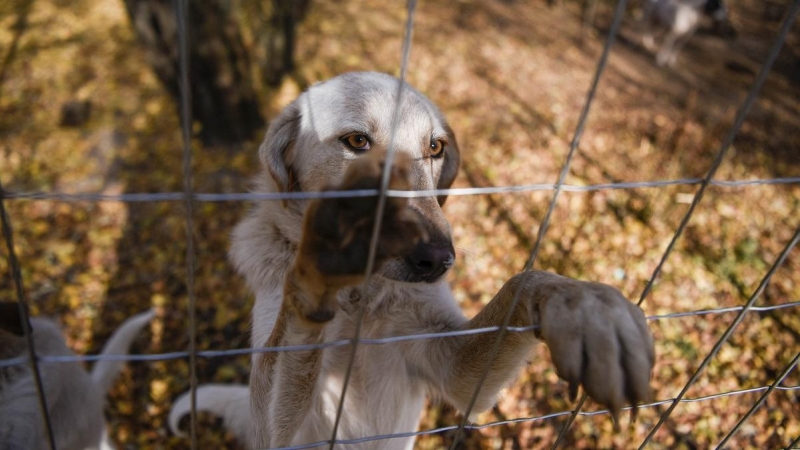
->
[[4, 177, 799, 203], [717, 350, 800, 448], [1, 299, 798, 367], [2, 1, 799, 449], [552, 0, 800, 442], [0, 181, 57, 449], [239, 384, 800, 450], [640, 224, 800, 448], [328, 1, 417, 447], [638, 0, 800, 445]]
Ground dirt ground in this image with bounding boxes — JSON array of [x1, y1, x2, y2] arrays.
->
[[1, 0, 799, 449]]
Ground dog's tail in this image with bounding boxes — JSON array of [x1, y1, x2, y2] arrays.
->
[[168, 384, 251, 444], [90, 309, 155, 393]]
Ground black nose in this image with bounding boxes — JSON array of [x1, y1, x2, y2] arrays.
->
[[404, 242, 455, 282]]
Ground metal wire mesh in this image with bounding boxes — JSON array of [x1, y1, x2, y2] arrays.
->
[[1, 0, 799, 449]]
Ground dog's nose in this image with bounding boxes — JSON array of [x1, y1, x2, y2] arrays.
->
[[404, 242, 455, 282]]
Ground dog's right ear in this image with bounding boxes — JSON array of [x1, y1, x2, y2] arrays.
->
[[0, 302, 29, 337], [259, 101, 302, 207]]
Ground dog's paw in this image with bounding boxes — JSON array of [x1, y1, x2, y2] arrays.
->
[[525, 274, 655, 423], [297, 152, 425, 285]]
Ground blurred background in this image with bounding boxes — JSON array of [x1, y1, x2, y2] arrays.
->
[[0, 0, 798, 448]]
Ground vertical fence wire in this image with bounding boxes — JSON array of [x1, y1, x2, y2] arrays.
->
[[636, 0, 800, 309], [717, 351, 800, 448], [635, 1, 800, 445], [2, 1, 798, 449], [0, 182, 57, 449], [327, 1, 417, 447], [546, 1, 633, 446], [639, 225, 800, 448], [448, 0, 629, 448], [175, 0, 199, 448]]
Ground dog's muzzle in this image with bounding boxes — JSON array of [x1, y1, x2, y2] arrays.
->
[[403, 241, 455, 283]]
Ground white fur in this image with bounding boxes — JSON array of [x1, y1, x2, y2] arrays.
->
[[168, 384, 251, 444], [0, 310, 154, 450]]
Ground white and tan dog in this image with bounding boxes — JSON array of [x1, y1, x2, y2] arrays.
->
[[0, 304, 153, 450], [169, 71, 655, 449], [642, 0, 731, 66]]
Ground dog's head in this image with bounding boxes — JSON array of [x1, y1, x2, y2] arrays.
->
[[261, 72, 460, 283]]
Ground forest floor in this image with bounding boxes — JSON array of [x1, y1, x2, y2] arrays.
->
[[1, 0, 799, 448]]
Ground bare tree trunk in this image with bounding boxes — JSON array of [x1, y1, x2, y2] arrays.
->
[[123, 0, 264, 146], [258, 0, 311, 86]]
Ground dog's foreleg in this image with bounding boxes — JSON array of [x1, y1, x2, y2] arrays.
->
[[413, 271, 654, 419], [250, 269, 329, 447], [411, 273, 540, 415]]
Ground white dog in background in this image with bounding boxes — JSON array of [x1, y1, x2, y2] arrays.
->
[[169, 71, 655, 449], [642, 0, 730, 66], [0, 304, 153, 450]]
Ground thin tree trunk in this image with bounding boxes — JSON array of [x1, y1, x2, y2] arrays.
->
[[260, 0, 311, 86], [123, 0, 264, 146]]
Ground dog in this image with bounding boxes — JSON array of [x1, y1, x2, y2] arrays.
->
[[169, 71, 655, 449], [641, 0, 730, 66], [0, 303, 154, 450]]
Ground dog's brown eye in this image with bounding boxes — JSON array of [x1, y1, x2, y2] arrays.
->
[[430, 139, 445, 158], [342, 133, 371, 152]]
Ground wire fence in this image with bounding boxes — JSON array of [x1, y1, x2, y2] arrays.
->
[[1, 0, 799, 449]]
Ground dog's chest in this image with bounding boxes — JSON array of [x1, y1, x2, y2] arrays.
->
[[312, 336, 425, 449]]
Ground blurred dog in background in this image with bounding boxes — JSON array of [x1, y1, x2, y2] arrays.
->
[[642, 0, 734, 66], [0, 303, 153, 450]]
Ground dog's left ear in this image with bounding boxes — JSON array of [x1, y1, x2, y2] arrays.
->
[[0, 302, 29, 337], [259, 100, 302, 207], [437, 124, 461, 206]]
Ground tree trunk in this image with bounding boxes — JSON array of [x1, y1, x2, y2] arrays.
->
[[123, 0, 264, 146], [260, 0, 311, 86]]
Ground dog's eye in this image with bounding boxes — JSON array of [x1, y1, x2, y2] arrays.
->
[[430, 139, 445, 158], [341, 133, 371, 152]]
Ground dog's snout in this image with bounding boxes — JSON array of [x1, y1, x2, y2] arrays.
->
[[405, 242, 455, 282]]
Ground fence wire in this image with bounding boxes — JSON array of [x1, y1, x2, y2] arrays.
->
[[1, 0, 799, 449], [328, 1, 417, 447], [5, 177, 799, 203], [557, 0, 800, 446], [450, 0, 631, 447], [1, 300, 798, 369], [175, 0, 200, 447], [0, 182, 57, 449], [638, 0, 800, 444]]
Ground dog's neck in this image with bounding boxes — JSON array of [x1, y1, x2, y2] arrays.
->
[[232, 171, 421, 314], [230, 172, 309, 295]]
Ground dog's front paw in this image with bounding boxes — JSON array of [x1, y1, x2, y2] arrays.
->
[[530, 276, 655, 422]]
